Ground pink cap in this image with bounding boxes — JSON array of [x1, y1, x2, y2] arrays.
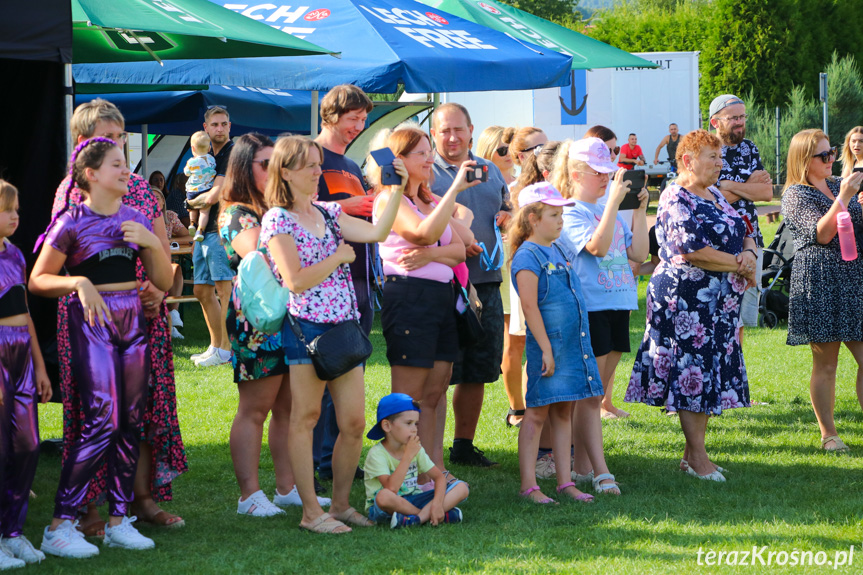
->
[[518, 182, 575, 207], [568, 137, 618, 173]]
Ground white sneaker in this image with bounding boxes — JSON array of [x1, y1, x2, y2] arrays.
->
[[40, 520, 100, 559], [1, 536, 45, 563], [194, 232, 205, 243], [237, 490, 285, 517], [103, 517, 154, 550], [171, 326, 185, 340], [535, 452, 556, 479], [169, 309, 184, 327], [190, 345, 216, 362], [188, 224, 196, 236], [0, 546, 24, 570], [196, 348, 231, 367], [273, 486, 331, 508]]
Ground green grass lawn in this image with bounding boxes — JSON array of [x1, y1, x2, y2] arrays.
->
[[24, 219, 863, 573]]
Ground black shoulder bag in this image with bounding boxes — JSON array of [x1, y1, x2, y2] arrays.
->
[[285, 205, 373, 380]]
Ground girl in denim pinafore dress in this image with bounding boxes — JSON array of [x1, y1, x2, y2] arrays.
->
[[509, 182, 620, 505]]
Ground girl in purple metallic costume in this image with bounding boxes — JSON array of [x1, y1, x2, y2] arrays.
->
[[30, 138, 173, 558], [0, 181, 52, 568]]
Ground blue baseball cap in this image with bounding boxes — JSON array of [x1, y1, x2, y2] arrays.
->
[[367, 393, 421, 440]]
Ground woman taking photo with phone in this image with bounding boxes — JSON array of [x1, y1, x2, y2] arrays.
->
[[260, 135, 404, 534], [781, 129, 863, 453], [840, 126, 863, 178]]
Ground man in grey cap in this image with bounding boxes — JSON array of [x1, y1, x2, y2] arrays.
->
[[709, 94, 773, 327]]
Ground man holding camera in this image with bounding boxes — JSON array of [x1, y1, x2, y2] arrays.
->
[[431, 103, 511, 468], [709, 94, 774, 327]]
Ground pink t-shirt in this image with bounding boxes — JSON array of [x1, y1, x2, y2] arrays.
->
[[374, 195, 454, 283]]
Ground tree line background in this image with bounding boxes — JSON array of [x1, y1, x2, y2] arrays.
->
[[500, 0, 863, 181]]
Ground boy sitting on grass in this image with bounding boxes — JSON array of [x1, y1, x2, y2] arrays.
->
[[364, 393, 469, 529]]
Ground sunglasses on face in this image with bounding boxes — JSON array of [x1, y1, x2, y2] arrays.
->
[[495, 145, 509, 157], [611, 146, 620, 156], [812, 146, 838, 163], [252, 159, 270, 170]]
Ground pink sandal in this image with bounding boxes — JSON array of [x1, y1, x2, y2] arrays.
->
[[520, 485, 557, 504], [557, 482, 595, 503]]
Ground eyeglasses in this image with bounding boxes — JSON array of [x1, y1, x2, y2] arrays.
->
[[495, 145, 509, 157], [252, 159, 270, 170], [812, 146, 838, 163], [406, 150, 433, 159], [100, 132, 128, 144], [717, 114, 748, 123], [577, 170, 605, 177]]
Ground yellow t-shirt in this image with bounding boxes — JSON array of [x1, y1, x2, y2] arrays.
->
[[363, 442, 435, 511]]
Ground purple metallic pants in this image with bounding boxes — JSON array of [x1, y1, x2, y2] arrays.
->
[[54, 290, 149, 520], [0, 325, 40, 537]]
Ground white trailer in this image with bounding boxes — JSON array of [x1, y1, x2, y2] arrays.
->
[[436, 51, 700, 178]]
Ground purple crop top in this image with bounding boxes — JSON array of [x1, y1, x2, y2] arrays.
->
[[0, 240, 28, 318], [45, 203, 151, 285]]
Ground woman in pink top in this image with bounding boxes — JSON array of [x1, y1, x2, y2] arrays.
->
[[371, 124, 477, 478]]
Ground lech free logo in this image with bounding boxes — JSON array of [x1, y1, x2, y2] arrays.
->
[[425, 12, 449, 25], [478, 2, 501, 15], [305, 8, 331, 21]]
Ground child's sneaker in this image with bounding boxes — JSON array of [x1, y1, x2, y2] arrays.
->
[[193, 232, 205, 243], [40, 520, 100, 559], [272, 486, 331, 508], [0, 546, 25, 570], [390, 512, 420, 529], [188, 224, 196, 236], [443, 507, 463, 524], [103, 517, 154, 550], [535, 452, 556, 479], [1, 536, 45, 563], [237, 490, 285, 517], [171, 326, 185, 340]]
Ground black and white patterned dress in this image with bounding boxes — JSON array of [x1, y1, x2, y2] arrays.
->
[[781, 179, 863, 345]]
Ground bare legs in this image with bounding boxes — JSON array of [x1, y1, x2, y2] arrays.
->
[[289, 365, 365, 528], [502, 314, 526, 426], [597, 351, 628, 418], [810, 341, 863, 449], [193, 281, 231, 351], [230, 373, 293, 500], [678, 410, 713, 475]]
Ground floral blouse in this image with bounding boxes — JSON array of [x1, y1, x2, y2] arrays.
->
[[259, 202, 359, 324], [218, 204, 261, 271]]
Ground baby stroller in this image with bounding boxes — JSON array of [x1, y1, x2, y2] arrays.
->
[[758, 219, 795, 328]]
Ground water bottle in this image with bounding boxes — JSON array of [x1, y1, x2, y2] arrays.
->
[[837, 212, 857, 261]]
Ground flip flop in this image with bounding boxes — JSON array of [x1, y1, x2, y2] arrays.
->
[[331, 507, 374, 527], [299, 513, 351, 534], [135, 509, 186, 529]]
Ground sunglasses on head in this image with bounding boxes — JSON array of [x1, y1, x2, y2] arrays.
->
[[522, 143, 543, 154], [812, 146, 838, 163], [495, 145, 509, 157]]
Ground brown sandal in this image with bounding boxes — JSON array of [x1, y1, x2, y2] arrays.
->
[[76, 519, 105, 538], [331, 506, 374, 527], [299, 513, 351, 534], [135, 509, 186, 529]]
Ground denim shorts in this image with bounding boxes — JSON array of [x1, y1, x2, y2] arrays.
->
[[281, 316, 337, 366], [367, 480, 467, 524], [192, 232, 235, 285]]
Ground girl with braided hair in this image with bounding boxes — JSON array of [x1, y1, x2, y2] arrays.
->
[[31, 138, 173, 557]]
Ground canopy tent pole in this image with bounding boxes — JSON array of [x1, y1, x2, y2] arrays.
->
[[65, 64, 73, 158], [311, 90, 319, 137], [141, 124, 148, 176]]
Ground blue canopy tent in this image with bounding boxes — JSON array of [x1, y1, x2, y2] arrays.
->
[[73, 0, 574, 94]]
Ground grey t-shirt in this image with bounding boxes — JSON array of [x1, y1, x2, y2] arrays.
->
[[431, 151, 510, 285]]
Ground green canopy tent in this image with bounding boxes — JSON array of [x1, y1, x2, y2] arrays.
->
[[72, 0, 334, 63], [418, 0, 655, 69]]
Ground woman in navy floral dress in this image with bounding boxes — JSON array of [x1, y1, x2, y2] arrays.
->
[[625, 130, 755, 482]]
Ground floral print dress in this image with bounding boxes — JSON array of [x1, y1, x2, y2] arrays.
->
[[218, 204, 289, 382], [52, 174, 188, 503], [625, 184, 752, 415]]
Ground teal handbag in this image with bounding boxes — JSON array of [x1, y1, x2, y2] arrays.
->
[[236, 249, 290, 335]]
